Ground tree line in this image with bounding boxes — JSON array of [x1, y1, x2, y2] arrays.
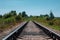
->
[[40, 11, 54, 20]]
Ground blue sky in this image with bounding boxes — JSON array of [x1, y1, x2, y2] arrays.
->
[[0, 0, 60, 17]]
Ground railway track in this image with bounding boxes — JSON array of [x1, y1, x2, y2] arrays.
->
[[2, 21, 60, 40], [17, 21, 52, 40]]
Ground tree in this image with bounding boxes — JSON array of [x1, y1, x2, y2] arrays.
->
[[44, 14, 49, 17], [9, 11, 17, 16], [44, 14, 50, 20], [19, 12, 22, 17], [49, 11, 54, 20], [3, 14, 10, 18], [30, 15, 33, 17], [3, 11, 17, 19], [19, 12, 22, 16], [22, 11, 28, 17], [40, 14, 44, 18], [0, 15, 2, 18]]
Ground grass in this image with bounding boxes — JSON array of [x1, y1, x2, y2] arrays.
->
[[34, 17, 60, 31], [0, 16, 22, 31], [42, 22, 60, 30]]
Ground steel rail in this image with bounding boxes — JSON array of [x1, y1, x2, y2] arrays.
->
[[33, 21, 60, 40], [2, 21, 28, 40]]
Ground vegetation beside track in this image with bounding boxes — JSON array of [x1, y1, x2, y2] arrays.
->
[[0, 11, 28, 32], [30, 11, 60, 30], [0, 10, 60, 32], [33, 17, 60, 30]]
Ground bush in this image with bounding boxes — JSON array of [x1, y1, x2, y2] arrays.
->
[[48, 19, 55, 25], [15, 15, 21, 21], [4, 17, 16, 24], [49, 21, 54, 25], [53, 19, 60, 26]]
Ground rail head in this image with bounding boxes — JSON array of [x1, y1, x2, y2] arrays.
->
[[2, 21, 28, 40]]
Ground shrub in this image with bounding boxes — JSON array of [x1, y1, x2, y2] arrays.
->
[[4, 17, 16, 24], [48, 20, 54, 25], [53, 19, 60, 26], [15, 15, 21, 21]]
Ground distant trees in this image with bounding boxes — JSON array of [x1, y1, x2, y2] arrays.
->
[[3, 11, 17, 19], [0, 15, 2, 18], [44, 14, 49, 17], [3, 14, 10, 18], [30, 15, 33, 17], [19, 12, 22, 16], [49, 11, 54, 20], [40, 14, 44, 18], [40, 11, 55, 25], [22, 11, 28, 17], [10, 11, 17, 16], [2, 11, 28, 23], [40, 11, 55, 20], [44, 14, 50, 20]]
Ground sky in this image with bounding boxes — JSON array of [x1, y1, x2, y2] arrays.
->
[[0, 0, 60, 17]]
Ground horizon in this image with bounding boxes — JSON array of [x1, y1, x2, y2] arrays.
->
[[0, 0, 60, 17]]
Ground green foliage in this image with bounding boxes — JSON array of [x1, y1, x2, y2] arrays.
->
[[0, 10, 27, 30], [0, 15, 2, 18], [48, 21, 54, 25], [44, 14, 49, 17], [46, 17, 50, 21], [15, 15, 21, 21], [40, 14, 44, 18], [33, 11, 60, 30], [22, 11, 28, 17], [34, 16, 60, 30], [4, 17, 15, 24], [19, 12, 22, 16], [30, 15, 33, 17], [40, 11, 55, 21], [53, 18, 60, 26], [3, 14, 11, 18], [10, 11, 17, 16], [3, 11, 17, 19], [49, 11, 54, 20]]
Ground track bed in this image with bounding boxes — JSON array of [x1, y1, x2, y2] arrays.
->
[[17, 21, 52, 40]]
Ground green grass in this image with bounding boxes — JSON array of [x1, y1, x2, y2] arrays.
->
[[42, 23, 60, 30], [34, 17, 60, 31]]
